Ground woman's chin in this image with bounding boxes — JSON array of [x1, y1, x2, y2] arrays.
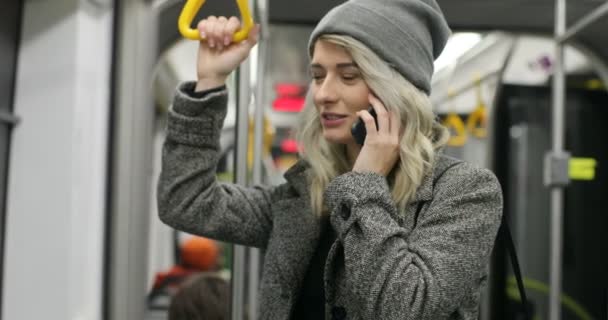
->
[[322, 131, 354, 145]]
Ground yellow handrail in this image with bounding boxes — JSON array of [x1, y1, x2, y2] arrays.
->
[[466, 75, 487, 138], [506, 276, 594, 320], [248, 116, 275, 170], [444, 113, 468, 147], [178, 0, 254, 42], [467, 105, 487, 138], [442, 89, 467, 147]]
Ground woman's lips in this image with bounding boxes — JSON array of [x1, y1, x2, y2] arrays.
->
[[321, 113, 348, 128]]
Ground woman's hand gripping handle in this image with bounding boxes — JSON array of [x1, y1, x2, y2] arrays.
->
[[195, 16, 260, 91]]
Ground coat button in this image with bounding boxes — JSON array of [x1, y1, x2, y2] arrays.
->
[[331, 306, 347, 320], [339, 204, 350, 220]]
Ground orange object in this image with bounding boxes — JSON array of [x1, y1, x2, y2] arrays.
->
[[152, 265, 193, 291], [180, 237, 219, 271]]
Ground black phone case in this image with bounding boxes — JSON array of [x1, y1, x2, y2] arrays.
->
[[351, 106, 378, 145]]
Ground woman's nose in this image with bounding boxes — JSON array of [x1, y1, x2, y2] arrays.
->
[[314, 77, 339, 104]]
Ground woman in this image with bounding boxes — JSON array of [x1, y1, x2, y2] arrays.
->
[[158, 0, 503, 319]]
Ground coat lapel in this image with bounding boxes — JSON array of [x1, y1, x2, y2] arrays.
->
[[322, 158, 440, 304], [272, 161, 322, 296], [274, 157, 442, 305]]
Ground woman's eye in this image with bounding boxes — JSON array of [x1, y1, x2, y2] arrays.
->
[[311, 74, 325, 82], [342, 74, 359, 81]]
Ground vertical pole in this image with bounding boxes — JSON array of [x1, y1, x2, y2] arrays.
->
[[249, 0, 268, 318], [549, 0, 567, 319], [232, 55, 251, 320], [108, 0, 156, 319]]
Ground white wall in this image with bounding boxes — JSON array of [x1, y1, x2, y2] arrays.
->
[[502, 35, 590, 85], [431, 33, 515, 114], [2, 0, 113, 319], [430, 33, 594, 115]]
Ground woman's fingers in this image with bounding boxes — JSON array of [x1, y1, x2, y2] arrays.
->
[[246, 24, 260, 46], [215, 16, 228, 50], [197, 19, 208, 39], [198, 16, 248, 50], [223, 16, 241, 46], [368, 94, 390, 135], [357, 109, 378, 139], [203, 16, 217, 47], [364, 94, 401, 145]]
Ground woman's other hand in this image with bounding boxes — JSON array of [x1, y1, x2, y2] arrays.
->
[[352, 94, 402, 176], [195, 17, 260, 91]]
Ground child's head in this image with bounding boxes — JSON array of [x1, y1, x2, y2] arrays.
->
[[168, 273, 230, 320]]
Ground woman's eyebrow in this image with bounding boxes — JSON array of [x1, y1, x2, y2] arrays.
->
[[309, 63, 324, 70], [336, 63, 358, 69], [309, 62, 358, 70]]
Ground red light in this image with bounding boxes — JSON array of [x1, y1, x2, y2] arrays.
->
[[273, 82, 306, 113], [275, 83, 303, 96], [281, 139, 300, 153], [273, 97, 305, 112]]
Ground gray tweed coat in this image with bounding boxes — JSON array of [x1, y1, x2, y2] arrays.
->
[[158, 82, 503, 320]]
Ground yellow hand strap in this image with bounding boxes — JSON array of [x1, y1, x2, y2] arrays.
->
[[178, 0, 254, 42], [467, 104, 487, 138], [466, 74, 487, 138], [443, 113, 467, 147], [443, 88, 467, 147]]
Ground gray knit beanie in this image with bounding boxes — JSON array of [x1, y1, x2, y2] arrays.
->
[[308, 0, 451, 94]]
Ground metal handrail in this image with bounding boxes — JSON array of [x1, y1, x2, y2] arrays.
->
[[550, 5, 608, 316], [557, 1, 608, 43], [249, 0, 269, 318], [548, 0, 568, 319], [434, 70, 501, 107], [232, 59, 251, 320]]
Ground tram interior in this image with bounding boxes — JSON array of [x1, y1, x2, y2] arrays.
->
[[0, 0, 607, 319], [148, 24, 608, 320]]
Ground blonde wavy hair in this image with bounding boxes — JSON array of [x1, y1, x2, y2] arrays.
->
[[296, 35, 449, 216]]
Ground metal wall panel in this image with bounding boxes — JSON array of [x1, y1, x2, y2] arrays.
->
[[0, 0, 22, 317]]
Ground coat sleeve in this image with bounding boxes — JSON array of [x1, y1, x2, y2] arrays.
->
[[324, 163, 503, 319], [157, 82, 284, 248]]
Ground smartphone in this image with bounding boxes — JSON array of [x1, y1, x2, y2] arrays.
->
[[351, 106, 378, 145]]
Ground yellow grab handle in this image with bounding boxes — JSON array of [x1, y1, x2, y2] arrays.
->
[[443, 113, 467, 147], [467, 74, 487, 138], [466, 105, 487, 138], [178, 0, 254, 42]]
